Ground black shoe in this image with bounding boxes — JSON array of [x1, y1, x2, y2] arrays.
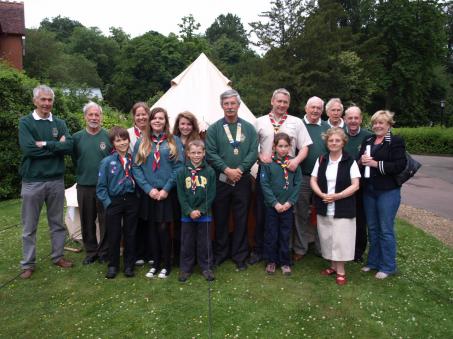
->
[[178, 271, 191, 282], [82, 256, 98, 265], [98, 256, 109, 264], [202, 270, 215, 281], [105, 266, 117, 279], [236, 262, 247, 271], [124, 267, 135, 278], [247, 252, 262, 265]]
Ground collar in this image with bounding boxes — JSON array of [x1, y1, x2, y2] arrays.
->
[[32, 110, 53, 121], [327, 118, 344, 128], [223, 117, 241, 125], [346, 126, 361, 136], [303, 115, 321, 125]]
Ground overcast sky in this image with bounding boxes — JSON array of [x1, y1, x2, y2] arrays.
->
[[22, 0, 270, 38]]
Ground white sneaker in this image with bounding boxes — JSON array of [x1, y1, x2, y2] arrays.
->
[[135, 259, 145, 266], [375, 272, 389, 279], [158, 268, 168, 279], [145, 267, 156, 278], [361, 266, 371, 272]]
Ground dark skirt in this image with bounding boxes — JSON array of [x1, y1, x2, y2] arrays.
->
[[141, 189, 177, 224]]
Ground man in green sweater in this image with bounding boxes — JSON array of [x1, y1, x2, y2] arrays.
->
[[206, 89, 258, 270], [18, 85, 74, 279], [72, 102, 112, 265], [294, 96, 329, 261], [344, 106, 373, 262]]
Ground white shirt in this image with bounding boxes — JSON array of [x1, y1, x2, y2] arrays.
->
[[311, 155, 361, 215], [32, 110, 53, 121], [255, 114, 312, 157], [327, 118, 345, 128]]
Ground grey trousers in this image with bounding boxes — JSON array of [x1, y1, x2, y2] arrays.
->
[[292, 175, 321, 255], [20, 179, 67, 270]]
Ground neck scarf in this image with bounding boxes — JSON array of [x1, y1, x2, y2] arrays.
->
[[269, 112, 288, 133], [151, 134, 167, 171], [188, 164, 202, 194], [134, 126, 142, 138], [118, 152, 134, 186], [273, 154, 289, 190]]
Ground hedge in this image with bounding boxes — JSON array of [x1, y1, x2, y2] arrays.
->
[[393, 127, 453, 155]]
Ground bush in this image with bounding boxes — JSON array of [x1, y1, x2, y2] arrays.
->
[[0, 62, 128, 199], [393, 127, 453, 155]]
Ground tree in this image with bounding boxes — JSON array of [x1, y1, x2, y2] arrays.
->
[[178, 14, 201, 41], [40, 15, 83, 43], [206, 14, 249, 48], [249, 0, 311, 50], [109, 27, 130, 49]]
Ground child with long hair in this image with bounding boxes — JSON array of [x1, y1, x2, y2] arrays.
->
[[132, 107, 184, 278], [260, 133, 302, 276], [172, 111, 201, 147]]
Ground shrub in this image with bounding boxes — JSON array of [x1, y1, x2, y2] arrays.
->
[[393, 127, 453, 155]]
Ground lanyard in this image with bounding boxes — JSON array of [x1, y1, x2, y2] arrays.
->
[[223, 120, 241, 155]]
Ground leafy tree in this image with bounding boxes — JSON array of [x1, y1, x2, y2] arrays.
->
[[250, 0, 311, 50], [40, 15, 83, 43], [178, 14, 201, 41], [109, 27, 130, 49], [206, 14, 249, 48]]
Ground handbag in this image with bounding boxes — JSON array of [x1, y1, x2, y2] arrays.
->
[[394, 152, 421, 186]]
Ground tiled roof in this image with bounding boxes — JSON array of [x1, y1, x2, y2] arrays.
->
[[0, 1, 25, 35]]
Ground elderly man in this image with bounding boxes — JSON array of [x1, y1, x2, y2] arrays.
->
[[18, 85, 74, 279], [325, 98, 345, 128], [293, 96, 330, 260], [251, 88, 312, 264], [206, 89, 258, 270], [72, 102, 112, 265], [344, 106, 372, 262]]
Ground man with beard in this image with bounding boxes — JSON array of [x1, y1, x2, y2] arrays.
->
[[73, 102, 112, 265]]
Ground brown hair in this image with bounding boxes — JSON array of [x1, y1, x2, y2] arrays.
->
[[186, 139, 205, 153], [135, 107, 178, 165], [109, 126, 130, 144], [130, 102, 150, 118], [322, 127, 348, 146], [172, 111, 200, 145], [273, 132, 291, 147]]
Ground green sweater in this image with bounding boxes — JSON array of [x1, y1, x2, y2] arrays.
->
[[176, 160, 216, 218], [19, 113, 73, 182], [344, 127, 373, 160], [205, 117, 258, 174], [301, 120, 329, 175], [72, 128, 112, 186], [260, 157, 303, 208]]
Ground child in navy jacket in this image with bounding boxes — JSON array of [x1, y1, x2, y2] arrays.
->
[[97, 126, 138, 279]]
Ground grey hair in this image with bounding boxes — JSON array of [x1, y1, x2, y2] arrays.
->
[[345, 106, 362, 116], [220, 89, 241, 106], [272, 88, 290, 100], [325, 98, 343, 113], [305, 96, 325, 109], [83, 101, 103, 115], [33, 85, 54, 100]]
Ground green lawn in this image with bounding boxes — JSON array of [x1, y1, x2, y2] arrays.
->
[[0, 199, 452, 338]]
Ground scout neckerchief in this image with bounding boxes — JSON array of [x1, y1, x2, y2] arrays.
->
[[188, 163, 203, 194], [273, 154, 289, 190], [117, 152, 135, 186], [269, 112, 288, 133], [223, 118, 241, 155], [134, 126, 142, 138], [151, 133, 167, 171]]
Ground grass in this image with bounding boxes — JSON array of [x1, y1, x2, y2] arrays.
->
[[0, 199, 452, 338]]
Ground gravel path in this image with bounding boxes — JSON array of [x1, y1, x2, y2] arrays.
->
[[398, 204, 453, 247]]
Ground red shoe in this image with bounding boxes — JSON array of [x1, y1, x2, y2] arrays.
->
[[336, 273, 347, 285], [320, 267, 336, 276]]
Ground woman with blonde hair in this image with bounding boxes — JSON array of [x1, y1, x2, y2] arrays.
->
[[359, 110, 406, 279], [132, 107, 184, 279]]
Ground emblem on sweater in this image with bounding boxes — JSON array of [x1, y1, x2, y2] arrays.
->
[[52, 127, 58, 138], [185, 176, 207, 189], [100, 141, 107, 150]]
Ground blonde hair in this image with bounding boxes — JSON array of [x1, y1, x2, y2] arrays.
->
[[135, 107, 178, 165], [172, 111, 200, 145], [371, 110, 395, 126], [322, 127, 348, 146]]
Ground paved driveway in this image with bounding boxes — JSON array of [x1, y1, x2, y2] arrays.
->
[[401, 155, 453, 219]]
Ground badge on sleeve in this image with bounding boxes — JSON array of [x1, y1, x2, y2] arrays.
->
[[52, 127, 58, 138], [100, 141, 106, 150]]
